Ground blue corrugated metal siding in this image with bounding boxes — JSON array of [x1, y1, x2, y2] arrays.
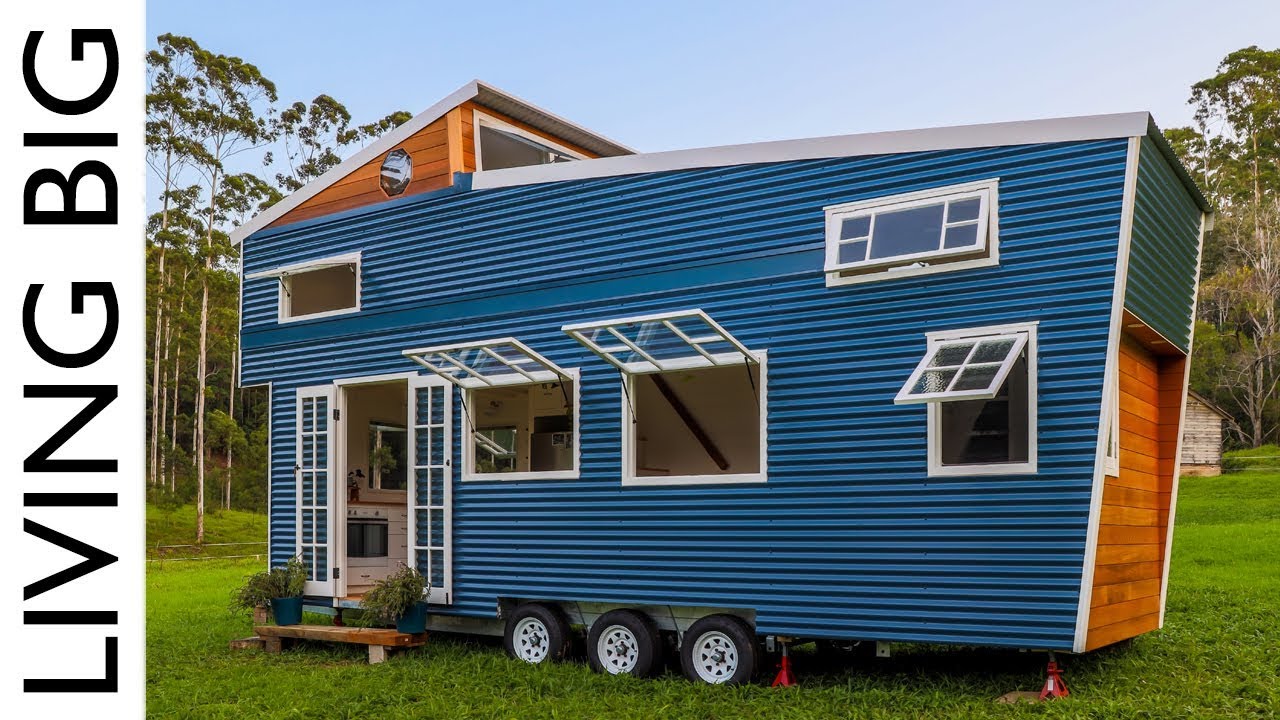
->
[[248, 139, 1128, 650], [1124, 135, 1202, 351], [269, 384, 296, 567]]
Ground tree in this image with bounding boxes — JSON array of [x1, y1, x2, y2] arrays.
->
[[275, 94, 357, 192], [1168, 45, 1280, 447]]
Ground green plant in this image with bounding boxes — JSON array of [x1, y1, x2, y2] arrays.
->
[[356, 564, 428, 626], [369, 442, 398, 480], [230, 556, 306, 614]]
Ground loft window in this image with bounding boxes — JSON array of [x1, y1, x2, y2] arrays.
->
[[402, 338, 579, 481], [824, 180, 999, 285], [245, 252, 361, 322], [564, 309, 766, 486], [896, 323, 1038, 476], [379, 148, 412, 196], [475, 111, 585, 171]]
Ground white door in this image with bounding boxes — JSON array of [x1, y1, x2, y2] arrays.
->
[[296, 384, 337, 597], [408, 375, 453, 604]]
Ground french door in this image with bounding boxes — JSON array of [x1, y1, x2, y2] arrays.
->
[[295, 385, 337, 596], [408, 375, 453, 604]]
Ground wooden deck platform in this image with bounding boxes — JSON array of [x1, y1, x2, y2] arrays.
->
[[253, 624, 427, 664]]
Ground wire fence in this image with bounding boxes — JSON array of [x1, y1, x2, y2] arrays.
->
[[147, 540, 268, 564]]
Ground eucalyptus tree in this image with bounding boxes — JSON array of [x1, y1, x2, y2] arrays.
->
[[186, 47, 277, 541], [1169, 45, 1280, 447]]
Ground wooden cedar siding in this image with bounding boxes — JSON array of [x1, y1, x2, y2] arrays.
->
[[1085, 334, 1184, 650], [456, 101, 599, 173], [268, 115, 453, 228]]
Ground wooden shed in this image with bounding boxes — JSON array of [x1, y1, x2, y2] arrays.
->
[[1180, 391, 1230, 476]]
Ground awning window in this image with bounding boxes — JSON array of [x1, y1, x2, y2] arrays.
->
[[402, 338, 571, 389], [563, 309, 757, 374], [244, 252, 361, 281], [895, 332, 1028, 404]]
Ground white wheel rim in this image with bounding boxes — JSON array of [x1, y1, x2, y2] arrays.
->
[[597, 624, 641, 674], [513, 617, 550, 663], [692, 630, 739, 683]]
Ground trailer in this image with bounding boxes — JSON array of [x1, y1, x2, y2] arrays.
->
[[233, 80, 1207, 684]]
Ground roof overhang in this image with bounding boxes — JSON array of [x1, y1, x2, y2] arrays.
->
[[230, 79, 635, 245]]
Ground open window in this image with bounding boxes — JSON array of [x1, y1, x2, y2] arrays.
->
[[897, 323, 1037, 476], [246, 252, 361, 322], [824, 180, 999, 286], [402, 338, 579, 481], [1103, 377, 1120, 476], [474, 111, 585, 171], [564, 310, 766, 486]]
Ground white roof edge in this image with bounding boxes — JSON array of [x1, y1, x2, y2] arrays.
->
[[231, 79, 637, 244], [472, 111, 1154, 190]]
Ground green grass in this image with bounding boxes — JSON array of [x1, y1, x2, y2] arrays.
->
[[147, 471, 1280, 719], [147, 504, 268, 559]]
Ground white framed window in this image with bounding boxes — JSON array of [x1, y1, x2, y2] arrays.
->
[[824, 179, 1000, 286], [402, 338, 579, 481], [474, 111, 586, 171], [563, 309, 766, 487], [897, 322, 1038, 476], [246, 252, 361, 322], [1103, 377, 1120, 476]]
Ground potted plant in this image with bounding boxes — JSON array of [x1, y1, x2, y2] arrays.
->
[[358, 564, 429, 633], [232, 557, 307, 626]]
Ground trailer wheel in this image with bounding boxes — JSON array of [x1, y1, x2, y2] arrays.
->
[[587, 609, 661, 677], [504, 603, 571, 665], [680, 615, 756, 685]]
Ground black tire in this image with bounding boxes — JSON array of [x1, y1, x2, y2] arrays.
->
[[680, 614, 757, 685], [587, 609, 662, 677], [503, 602, 571, 664]]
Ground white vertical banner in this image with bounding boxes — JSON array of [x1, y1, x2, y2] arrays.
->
[[0, 0, 144, 716]]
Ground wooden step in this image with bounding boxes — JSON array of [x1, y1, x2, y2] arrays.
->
[[254, 624, 428, 647]]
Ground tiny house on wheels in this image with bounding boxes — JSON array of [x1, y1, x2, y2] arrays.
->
[[233, 80, 1207, 684]]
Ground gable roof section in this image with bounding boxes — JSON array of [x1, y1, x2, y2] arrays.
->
[[231, 79, 635, 244]]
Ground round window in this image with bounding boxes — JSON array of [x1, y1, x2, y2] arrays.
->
[[379, 148, 412, 196]]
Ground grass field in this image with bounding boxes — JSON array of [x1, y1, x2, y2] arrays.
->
[[147, 504, 268, 559], [146, 472, 1280, 718]]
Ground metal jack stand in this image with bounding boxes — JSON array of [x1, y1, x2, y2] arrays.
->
[[771, 641, 797, 687], [1039, 652, 1069, 700]]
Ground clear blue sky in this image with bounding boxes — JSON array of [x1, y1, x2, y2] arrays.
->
[[147, 0, 1278, 165]]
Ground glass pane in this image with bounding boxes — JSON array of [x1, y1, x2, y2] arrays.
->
[[416, 469, 432, 505], [301, 472, 314, 504], [415, 550, 431, 579], [911, 368, 957, 395], [869, 203, 945, 260], [952, 364, 1001, 391], [943, 223, 979, 249], [315, 399, 328, 433], [315, 510, 327, 542], [315, 471, 327, 504], [430, 387, 444, 424], [928, 341, 975, 368], [941, 358, 1028, 465], [839, 215, 871, 240], [948, 197, 981, 222], [416, 388, 431, 425], [430, 469, 444, 505], [415, 511, 431, 547], [302, 399, 314, 432], [838, 240, 869, 264], [971, 338, 1017, 363], [430, 511, 444, 545], [430, 550, 444, 586], [301, 510, 314, 543], [302, 547, 315, 580], [416, 429, 432, 466], [302, 435, 314, 466], [430, 434, 444, 466], [315, 433, 327, 469], [315, 547, 327, 579]]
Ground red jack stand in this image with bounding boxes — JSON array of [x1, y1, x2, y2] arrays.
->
[[1039, 654, 1069, 701], [771, 643, 797, 687]]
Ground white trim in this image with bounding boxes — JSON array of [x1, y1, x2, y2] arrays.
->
[[403, 337, 572, 389], [1103, 377, 1121, 476], [620, 352, 768, 488], [823, 179, 998, 275], [1159, 211, 1207, 627], [563, 308, 759, 374], [472, 112, 1153, 190], [408, 374, 453, 605], [244, 251, 362, 280], [825, 255, 1000, 287], [473, 110, 587, 172], [230, 79, 633, 244], [1072, 136, 1141, 652], [460, 368, 581, 482], [296, 383, 337, 597], [333, 370, 418, 386], [921, 322, 1039, 477]]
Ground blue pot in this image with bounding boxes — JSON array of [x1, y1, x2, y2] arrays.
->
[[271, 596, 304, 626], [396, 601, 428, 634]]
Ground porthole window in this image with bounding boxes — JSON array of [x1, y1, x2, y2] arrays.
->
[[379, 148, 412, 196]]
